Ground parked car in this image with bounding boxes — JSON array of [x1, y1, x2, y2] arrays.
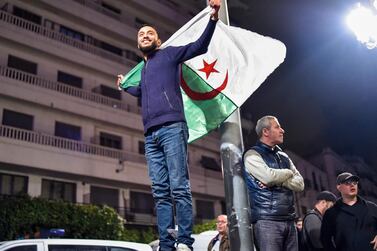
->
[[0, 239, 152, 251]]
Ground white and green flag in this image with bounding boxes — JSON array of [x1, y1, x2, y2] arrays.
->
[[121, 7, 286, 143]]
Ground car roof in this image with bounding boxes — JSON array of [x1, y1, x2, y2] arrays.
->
[[0, 239, 152, 251]]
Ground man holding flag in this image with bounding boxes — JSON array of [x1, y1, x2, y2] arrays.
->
[[117, 1, 221, 250]]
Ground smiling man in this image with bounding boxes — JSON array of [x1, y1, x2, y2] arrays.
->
[[243, 115, 304, 251], [321, 172, 377, 251], [116, 1, 220, 251]]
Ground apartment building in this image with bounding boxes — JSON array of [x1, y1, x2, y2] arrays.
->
[[0, 0, 225, 226]]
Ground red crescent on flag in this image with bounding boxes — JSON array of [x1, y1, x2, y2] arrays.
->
[[180, 69, 228, 101]]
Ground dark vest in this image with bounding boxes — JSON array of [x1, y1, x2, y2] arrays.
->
[[243, 141, 296, 223]]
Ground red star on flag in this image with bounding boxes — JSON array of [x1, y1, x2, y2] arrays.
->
[[198, 59, 219, 79]]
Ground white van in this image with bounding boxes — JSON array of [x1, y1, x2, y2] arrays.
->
[[0, 239, 152, 251]]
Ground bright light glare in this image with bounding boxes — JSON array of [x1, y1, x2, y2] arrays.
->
[[346, 3, 377, 49]]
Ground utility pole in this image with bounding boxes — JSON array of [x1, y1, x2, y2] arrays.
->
[[207, 0, 254, 250]]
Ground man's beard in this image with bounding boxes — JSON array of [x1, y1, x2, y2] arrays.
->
[[139, 41, 158, 54]]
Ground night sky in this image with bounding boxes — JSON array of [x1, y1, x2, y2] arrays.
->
[[228, 0, 377, 167]]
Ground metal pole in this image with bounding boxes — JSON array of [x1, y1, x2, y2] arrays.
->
[[209, 1, 254, 250]]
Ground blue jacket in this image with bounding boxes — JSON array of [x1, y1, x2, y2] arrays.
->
[[244, 141, 296, 223], [126, 19, 217, 133]]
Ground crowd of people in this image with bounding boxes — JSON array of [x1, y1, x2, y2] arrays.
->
[[208, 116, 377, 251], [242, 115, 377, 251]]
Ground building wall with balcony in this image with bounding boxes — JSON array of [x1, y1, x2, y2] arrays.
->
[[0, 0, 226, 225]]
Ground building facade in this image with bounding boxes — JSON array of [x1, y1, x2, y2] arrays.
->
[[0, 0, 224, 226]]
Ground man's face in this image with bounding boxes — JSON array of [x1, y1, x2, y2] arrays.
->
[[264, 118, 285, 145], [137, 26, 160, 54], [296, 220, 303, 231], [337, 180, 358, 199], [324, 201, 334, 211], [216, 215, 227, 235]]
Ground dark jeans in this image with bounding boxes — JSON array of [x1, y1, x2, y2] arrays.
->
[[254, 219, 298, 251], [145, 122, 194, 251]]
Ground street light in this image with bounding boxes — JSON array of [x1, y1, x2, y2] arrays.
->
[[346, 2, 377, 49]]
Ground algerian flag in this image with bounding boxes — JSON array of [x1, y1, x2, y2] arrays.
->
[[121, 6, 286, 143]]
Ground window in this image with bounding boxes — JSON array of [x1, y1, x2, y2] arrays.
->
[[94, 85, 121, 100], [109, 248, 138, 251], [55, 121, 81, 141], [7, 55, 37, 75], [138, 141, 145, 155], [312, 172, 319, 191], [2, 109, 33, 130], [124, 49, 142, 62], [304, 178, 312, 189], [41, 179, 76, 202], [130, 191, 154, 214], [57, 71, 83, 88], [100, 42, 122, 56], [13, 6, 41, 24], [90, 186, 119, 208], [7, 245, 37, 251], [59, 25, 84, 41], [100, 132, 122, 150], [196, 200, 214, 220], [0, 172, 28, 195], [134, 17, 148, 29], [48, 246, 137, 251], [220, 200, 226, 214], [49, 245, 106, 251], [44, 19, 55, 30], [301, 206, 308, 214], [200, 156, 221, 171], [319, 176, 325, 191], [101, 2, 121, 14]]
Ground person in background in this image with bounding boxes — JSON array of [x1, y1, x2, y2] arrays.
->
[[207, 215, 230, 251], [302, 191, 337, 251], [295, 217, 304, 251], [243, 115, 304, 251], [321, 172, 377, 251]]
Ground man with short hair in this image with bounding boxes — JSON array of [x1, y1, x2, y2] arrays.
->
[[116, 1, 221, 250], [243, 115, 304, 251], [207, 215, 230, 251], [321, 172, 377, 251], [301, 191, 337, 251]]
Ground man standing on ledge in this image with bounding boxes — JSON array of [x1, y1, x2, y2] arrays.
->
[[243, 115, 304, 251], [116, 1, 220, 250]]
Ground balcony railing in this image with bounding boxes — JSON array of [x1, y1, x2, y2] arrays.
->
[[0, 66, 140, 114], [72, 0, 135, 25], [0, 10, 134, 67], [0, 125, 146, 163]]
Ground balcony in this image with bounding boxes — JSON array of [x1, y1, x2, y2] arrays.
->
[[0, 125, 146, 164], [0, 65, 140, 114], [0, 10, 135, 67], [72, 0, 135, 25]]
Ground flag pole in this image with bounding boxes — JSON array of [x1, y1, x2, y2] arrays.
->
[[207, 1, 254, 250]]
